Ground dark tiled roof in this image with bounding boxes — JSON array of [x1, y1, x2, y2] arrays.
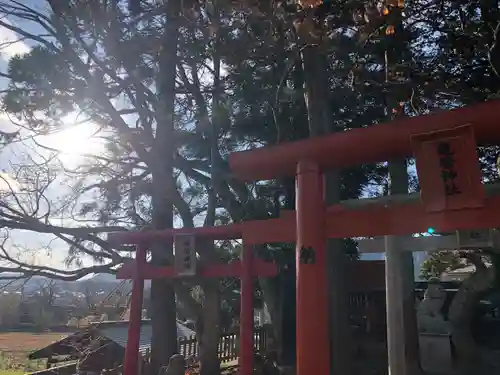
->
[[29, 320, 195, 359], [92, 320, 195, 355]]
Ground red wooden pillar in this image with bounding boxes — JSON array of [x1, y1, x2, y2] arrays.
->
[[295, 161, 330, 375], [240, 244, 254, 375], [124, 245, 147, 375]]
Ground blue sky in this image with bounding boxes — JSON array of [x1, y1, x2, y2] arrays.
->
[[0, 6, 105, 272]]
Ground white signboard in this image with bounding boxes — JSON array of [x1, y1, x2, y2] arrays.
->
[[174, 234, 197, 276]]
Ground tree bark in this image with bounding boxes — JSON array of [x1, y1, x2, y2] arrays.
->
[[301, 29, 352, 375], [194, 237, 222, 375], [150, 0, 182, 372], [258, 275, 283, 352], [198, 7, 222, 373], [199, 278, 221, 375], [383, 6, 420, 369]]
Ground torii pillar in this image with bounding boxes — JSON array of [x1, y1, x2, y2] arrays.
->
[[295, 161, 330, 375]]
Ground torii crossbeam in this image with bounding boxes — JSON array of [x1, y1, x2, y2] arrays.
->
[[108, 99, 500, 375]]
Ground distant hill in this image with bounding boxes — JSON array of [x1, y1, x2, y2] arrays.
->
[[0, 273, 124, 295]]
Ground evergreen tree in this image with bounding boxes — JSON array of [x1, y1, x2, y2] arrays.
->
[[1, 0, 500, 372]]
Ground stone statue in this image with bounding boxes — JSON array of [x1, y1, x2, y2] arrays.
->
[[417, 278, 450, 334], [158, 354, 186, 375]]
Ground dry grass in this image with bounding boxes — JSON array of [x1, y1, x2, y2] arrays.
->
[[0, 332, 240, 375], [0, 371, 25, 375], [0, 332, 68, 374], [0, 332, 67, 358]]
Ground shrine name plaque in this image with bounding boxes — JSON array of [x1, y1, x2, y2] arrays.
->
[[174, 234, 197, 276], [412, 125, 484, 212]]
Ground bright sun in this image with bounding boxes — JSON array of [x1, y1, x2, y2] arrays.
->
[[39, 121, 105, 167]]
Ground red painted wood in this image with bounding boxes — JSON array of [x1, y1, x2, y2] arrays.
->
[[241, 216, 295, 244], [347, 261, 386, 292], [123, 245, 146, 375], [108, 212, 296, 246], [323, 193, 500, 239], [108, 223, 243, 245], [229, 100, 500, 181], [116, 259, 278, 279], [412, 125, 484, 212], [295, 161, 329, 375], [110, 191, 500, 247]]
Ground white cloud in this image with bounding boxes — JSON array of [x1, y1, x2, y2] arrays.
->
[[0, 233, 72, 270], [0, 20, 30, 60]]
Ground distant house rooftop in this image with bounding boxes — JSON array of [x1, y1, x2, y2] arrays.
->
[[90, 320, 195, 356], [29, 320, 195, 360]]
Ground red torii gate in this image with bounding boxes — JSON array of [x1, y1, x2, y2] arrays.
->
[[108, 231, 277, 375], [109, 99, 500, 375]]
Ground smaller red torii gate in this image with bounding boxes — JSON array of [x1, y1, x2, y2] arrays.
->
[[108, 230, 277, 375], [109, 99, 500, 375]]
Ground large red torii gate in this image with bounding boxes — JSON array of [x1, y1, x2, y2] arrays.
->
[[109, 99, 500, 375], [228, 100, 500, 180]]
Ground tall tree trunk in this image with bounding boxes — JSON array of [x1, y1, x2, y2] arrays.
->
[[150, 0, 182, 372], [198, 10, 222, 372], [199, 277, 221, 375], [258, 274, 284, 353], [257, 57, 306, 364], [300, 22, 352, 375]]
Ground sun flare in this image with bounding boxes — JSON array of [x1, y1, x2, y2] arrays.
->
[[40, 121, 105, 167]]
